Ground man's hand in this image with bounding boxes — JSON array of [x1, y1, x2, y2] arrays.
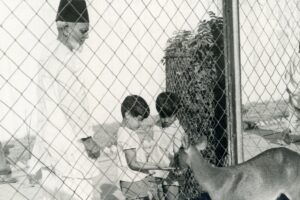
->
[[81, 137, 100, 160]]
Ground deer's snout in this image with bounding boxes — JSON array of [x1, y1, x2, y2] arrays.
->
[[175, 147, 191, 170]]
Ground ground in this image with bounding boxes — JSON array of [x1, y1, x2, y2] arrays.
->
[[0, 152, 125, 200], [1, 117, 300, 199]]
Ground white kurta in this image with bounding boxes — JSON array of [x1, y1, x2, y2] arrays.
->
[[28, 40, 99, 199]]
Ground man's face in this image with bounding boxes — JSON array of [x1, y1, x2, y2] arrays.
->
[[67, 22, 89, 51]]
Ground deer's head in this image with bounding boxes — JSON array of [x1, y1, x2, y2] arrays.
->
[[176, 135, 208, 169]]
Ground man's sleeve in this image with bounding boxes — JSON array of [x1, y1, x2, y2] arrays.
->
[[39, 74, 80, 169]]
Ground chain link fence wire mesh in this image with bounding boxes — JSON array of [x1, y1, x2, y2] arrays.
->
[[1, 0, 227, 199], [240, 0, 300, 162], [164, 12, 227, 198], [4, 0, 300, 199]]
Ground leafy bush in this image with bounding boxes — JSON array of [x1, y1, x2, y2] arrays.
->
[[165, 11, 224, 146], [164, 11, 226, 198]]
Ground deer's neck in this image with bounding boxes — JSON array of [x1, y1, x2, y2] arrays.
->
[[189, 147, 228, 193]]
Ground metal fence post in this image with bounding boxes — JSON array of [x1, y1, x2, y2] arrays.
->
[[223, 0, 244, 164]]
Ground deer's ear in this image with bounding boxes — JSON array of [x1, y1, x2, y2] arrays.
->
[[195, 135, 208, 151]]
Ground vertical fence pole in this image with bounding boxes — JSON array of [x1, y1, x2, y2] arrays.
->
[[223, 0, 243, 164]]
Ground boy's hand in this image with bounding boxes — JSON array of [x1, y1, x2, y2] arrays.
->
[[172, 168, 185, 176], [81, 137, 100, 160]]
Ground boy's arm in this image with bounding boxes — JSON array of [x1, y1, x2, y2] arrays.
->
[[173, 125, 185, 153], [124, 148, 169, 172]]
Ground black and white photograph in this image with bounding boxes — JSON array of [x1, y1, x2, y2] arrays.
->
[[0, 0, 299, 199]]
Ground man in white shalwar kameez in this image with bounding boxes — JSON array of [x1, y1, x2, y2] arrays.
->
[[27, 0, 100, 199]]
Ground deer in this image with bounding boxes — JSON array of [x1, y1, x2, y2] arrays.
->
[[176, 135, 300, 200]]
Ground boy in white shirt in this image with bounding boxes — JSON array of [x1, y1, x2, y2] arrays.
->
[[149, 92, 185, 200], [117, 95, 170, 200]]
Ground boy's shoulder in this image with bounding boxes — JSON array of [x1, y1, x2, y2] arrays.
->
[[117, 126, 128, 134], [166, 120, 185, 133], [167, 119, 181, 128], [172, 119, 181, 125], [152, 121, 163, 131], [117, 126, 138, 137]]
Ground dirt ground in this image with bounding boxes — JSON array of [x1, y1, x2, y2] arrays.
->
[[243, 129, 300, 160], [1, 129, 300, 200]]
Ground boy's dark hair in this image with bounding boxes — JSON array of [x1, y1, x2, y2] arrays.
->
[[121, 95, 150, 119], [156, 92, 181, 118]]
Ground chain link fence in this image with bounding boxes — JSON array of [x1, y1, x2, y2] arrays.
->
[[1, 0, 300, 199], [240, 0, 300, 161], [1, 0, 225, 199]]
